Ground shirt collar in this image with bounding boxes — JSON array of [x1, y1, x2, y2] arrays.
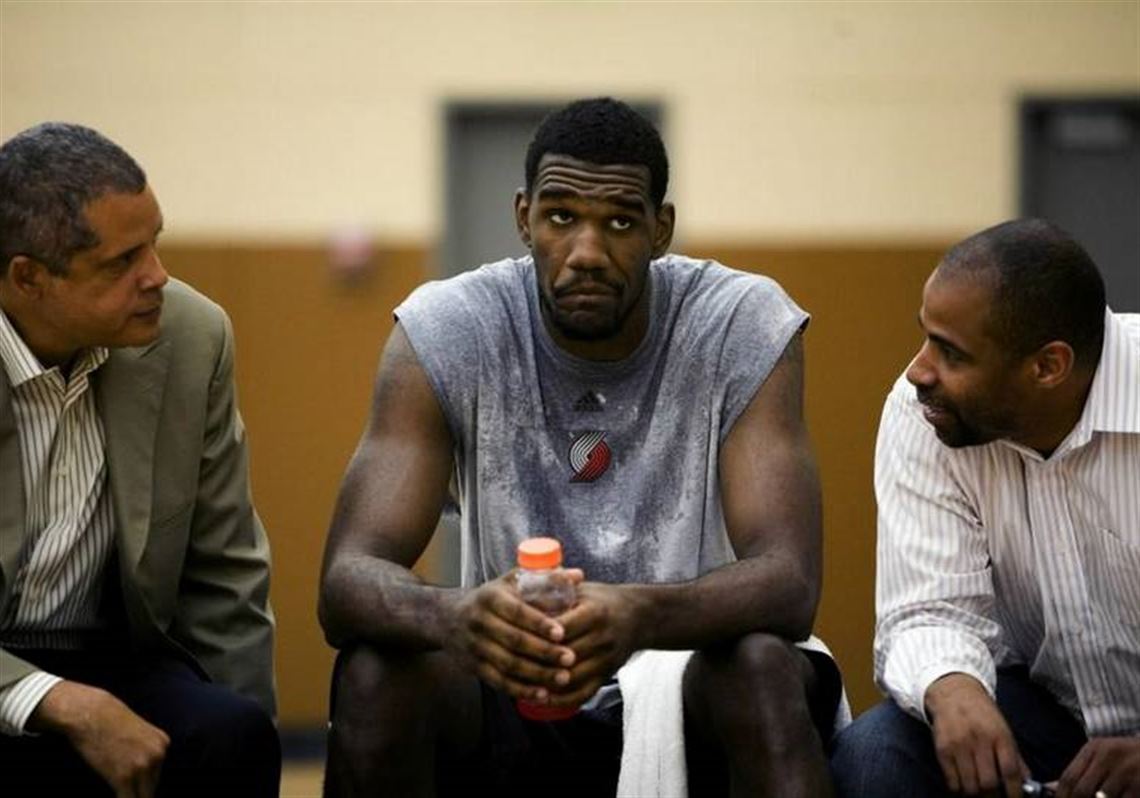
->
[[0, 308, 109, 388], [1084, 309, 1140, 434], [1052, 309, 1140, 456]]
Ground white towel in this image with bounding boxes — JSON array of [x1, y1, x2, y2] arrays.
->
[[615, 636, 851, 798]]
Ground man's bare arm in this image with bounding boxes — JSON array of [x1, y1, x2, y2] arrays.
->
[[646, 330, 822, 645], [318, 324, 574, 697], [318, 324, 459, 651]]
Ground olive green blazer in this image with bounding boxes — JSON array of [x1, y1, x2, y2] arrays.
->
[[0, 280, 275, 715]]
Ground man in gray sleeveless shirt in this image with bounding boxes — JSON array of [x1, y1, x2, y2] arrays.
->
[[320, 98, 842, 797]]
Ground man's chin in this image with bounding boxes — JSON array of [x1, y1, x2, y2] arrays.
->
[[116, 319, 163, 348], [552, 313, 620, 341], [932, 422, 993, 449]]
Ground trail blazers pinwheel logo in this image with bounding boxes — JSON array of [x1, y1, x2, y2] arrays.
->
[[568, 431, 611, 483]]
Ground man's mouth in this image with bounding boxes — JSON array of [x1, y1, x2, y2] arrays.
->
[[916, 389, 954, 421], [555, 283, 617, 299]]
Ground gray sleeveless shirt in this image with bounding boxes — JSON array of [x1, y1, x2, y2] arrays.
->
[[395, 255, 808, 588]]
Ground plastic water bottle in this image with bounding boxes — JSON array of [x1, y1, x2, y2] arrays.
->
[[515, 537, 578, 721]]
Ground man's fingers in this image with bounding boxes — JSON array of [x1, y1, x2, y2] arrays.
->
[[484, 588, 568, 643], [473, 611, 574, 666], [564, 647, 615, 685], [995, 739, 1028, 797], [470, 636, 571, 688], [954, 747, 980, 795], [1058, 742, 1095, 798], [553, 597, 609, 643], [472, 660, 549, 701], [134, 763, 161, 798], [936, 747, 963, 794], [1099, 769, 1129, 798], [974, 744, 1002, 794], [545, 677, 606, 708]]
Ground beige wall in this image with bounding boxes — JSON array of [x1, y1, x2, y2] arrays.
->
[[3, 1, 1137, 243]]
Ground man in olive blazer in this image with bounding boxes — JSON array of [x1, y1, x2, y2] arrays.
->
[[0, 280, 276, 706], [0, 124, 278, 797]]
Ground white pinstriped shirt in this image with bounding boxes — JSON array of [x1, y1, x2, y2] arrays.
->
[[0, 309, 114, 734], [874, 310, 1140, 737]]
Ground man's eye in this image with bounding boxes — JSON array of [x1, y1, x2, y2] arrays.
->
[[549, 211, 573, 225], [610, 217, 633, 231], [938, 343, 962, 364]]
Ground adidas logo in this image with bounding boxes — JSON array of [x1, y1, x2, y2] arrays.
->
[[573, 390, 605, 412]]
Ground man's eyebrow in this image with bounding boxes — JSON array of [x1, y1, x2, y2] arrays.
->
[[99, 220, 164, 266], [928, 331, 972, 359], [535, 187, 647, 213], [917, 313, 973, 357]]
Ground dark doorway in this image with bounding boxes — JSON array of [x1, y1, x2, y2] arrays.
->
[[1021, 97, 1140, 311]]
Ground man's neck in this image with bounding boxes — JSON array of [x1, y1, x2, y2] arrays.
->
[[1016, 368, 1097, 458], [0, 287, 79, 374], [542, 280, 653, 363]]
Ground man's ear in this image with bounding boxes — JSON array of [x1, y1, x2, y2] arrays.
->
[[514, 189, 532, 249], [4, 255, 51, 298], [652, 202, 675, 258], [1031, 341, 1075, 389]]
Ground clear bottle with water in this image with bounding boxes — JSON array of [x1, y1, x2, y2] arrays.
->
[[515, 537, 578, 721]]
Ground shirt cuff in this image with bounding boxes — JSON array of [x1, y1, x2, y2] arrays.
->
[[0, 671, 63, 735], [880, 627, 996, 725], [912, 664, 996, 725]]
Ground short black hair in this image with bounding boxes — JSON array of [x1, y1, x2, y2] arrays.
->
[[524, 97, 669, 208], [0, 122, 147, 276], [938, 218, 1106, 368]]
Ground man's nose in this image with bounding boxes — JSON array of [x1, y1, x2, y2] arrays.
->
[[141, 247, 169, 290], [564, 223, 608, 272], [905, 342, 936, 388]]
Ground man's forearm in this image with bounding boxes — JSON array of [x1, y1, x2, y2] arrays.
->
[[627, 554, 817, 652], [319, 556, 463, 651]]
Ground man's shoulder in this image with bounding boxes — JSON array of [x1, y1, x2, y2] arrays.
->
[[656, 253, 786, 296], [1113, 311, 1140, 343], [160, 278, 228, 337], [656, 254, 798, 319], [397, 257, 528, 330], [127, 279, 232, 375]]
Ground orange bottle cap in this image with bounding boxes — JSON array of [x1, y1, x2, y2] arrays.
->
[[517, 537, 563, 569]]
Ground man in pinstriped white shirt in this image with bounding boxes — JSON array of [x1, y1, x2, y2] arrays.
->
[[831, 219, 1139, 798], [0, 124, 278, 796]]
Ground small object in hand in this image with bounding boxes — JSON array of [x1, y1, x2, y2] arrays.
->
[[1022, 779, 1056, 797]]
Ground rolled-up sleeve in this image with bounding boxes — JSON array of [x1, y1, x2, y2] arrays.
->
[[872, 379, 1002, 722]]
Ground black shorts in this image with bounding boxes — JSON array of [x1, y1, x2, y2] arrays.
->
[[437, 647, 843, 798]]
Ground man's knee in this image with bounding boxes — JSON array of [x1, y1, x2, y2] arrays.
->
[[330, 643, 472, 749], [333, 644, 444, 716], [687, 632, 819, 749], [199, 692, 278, 760], [695, 632, 808, 700], [829, 700, 943, 798], [162, 688, 280, 798], [325, 645, 481, 797]]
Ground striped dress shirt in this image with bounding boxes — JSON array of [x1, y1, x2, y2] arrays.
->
[[874, 310, 1140, 737], [0, 309, 113, 734]]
